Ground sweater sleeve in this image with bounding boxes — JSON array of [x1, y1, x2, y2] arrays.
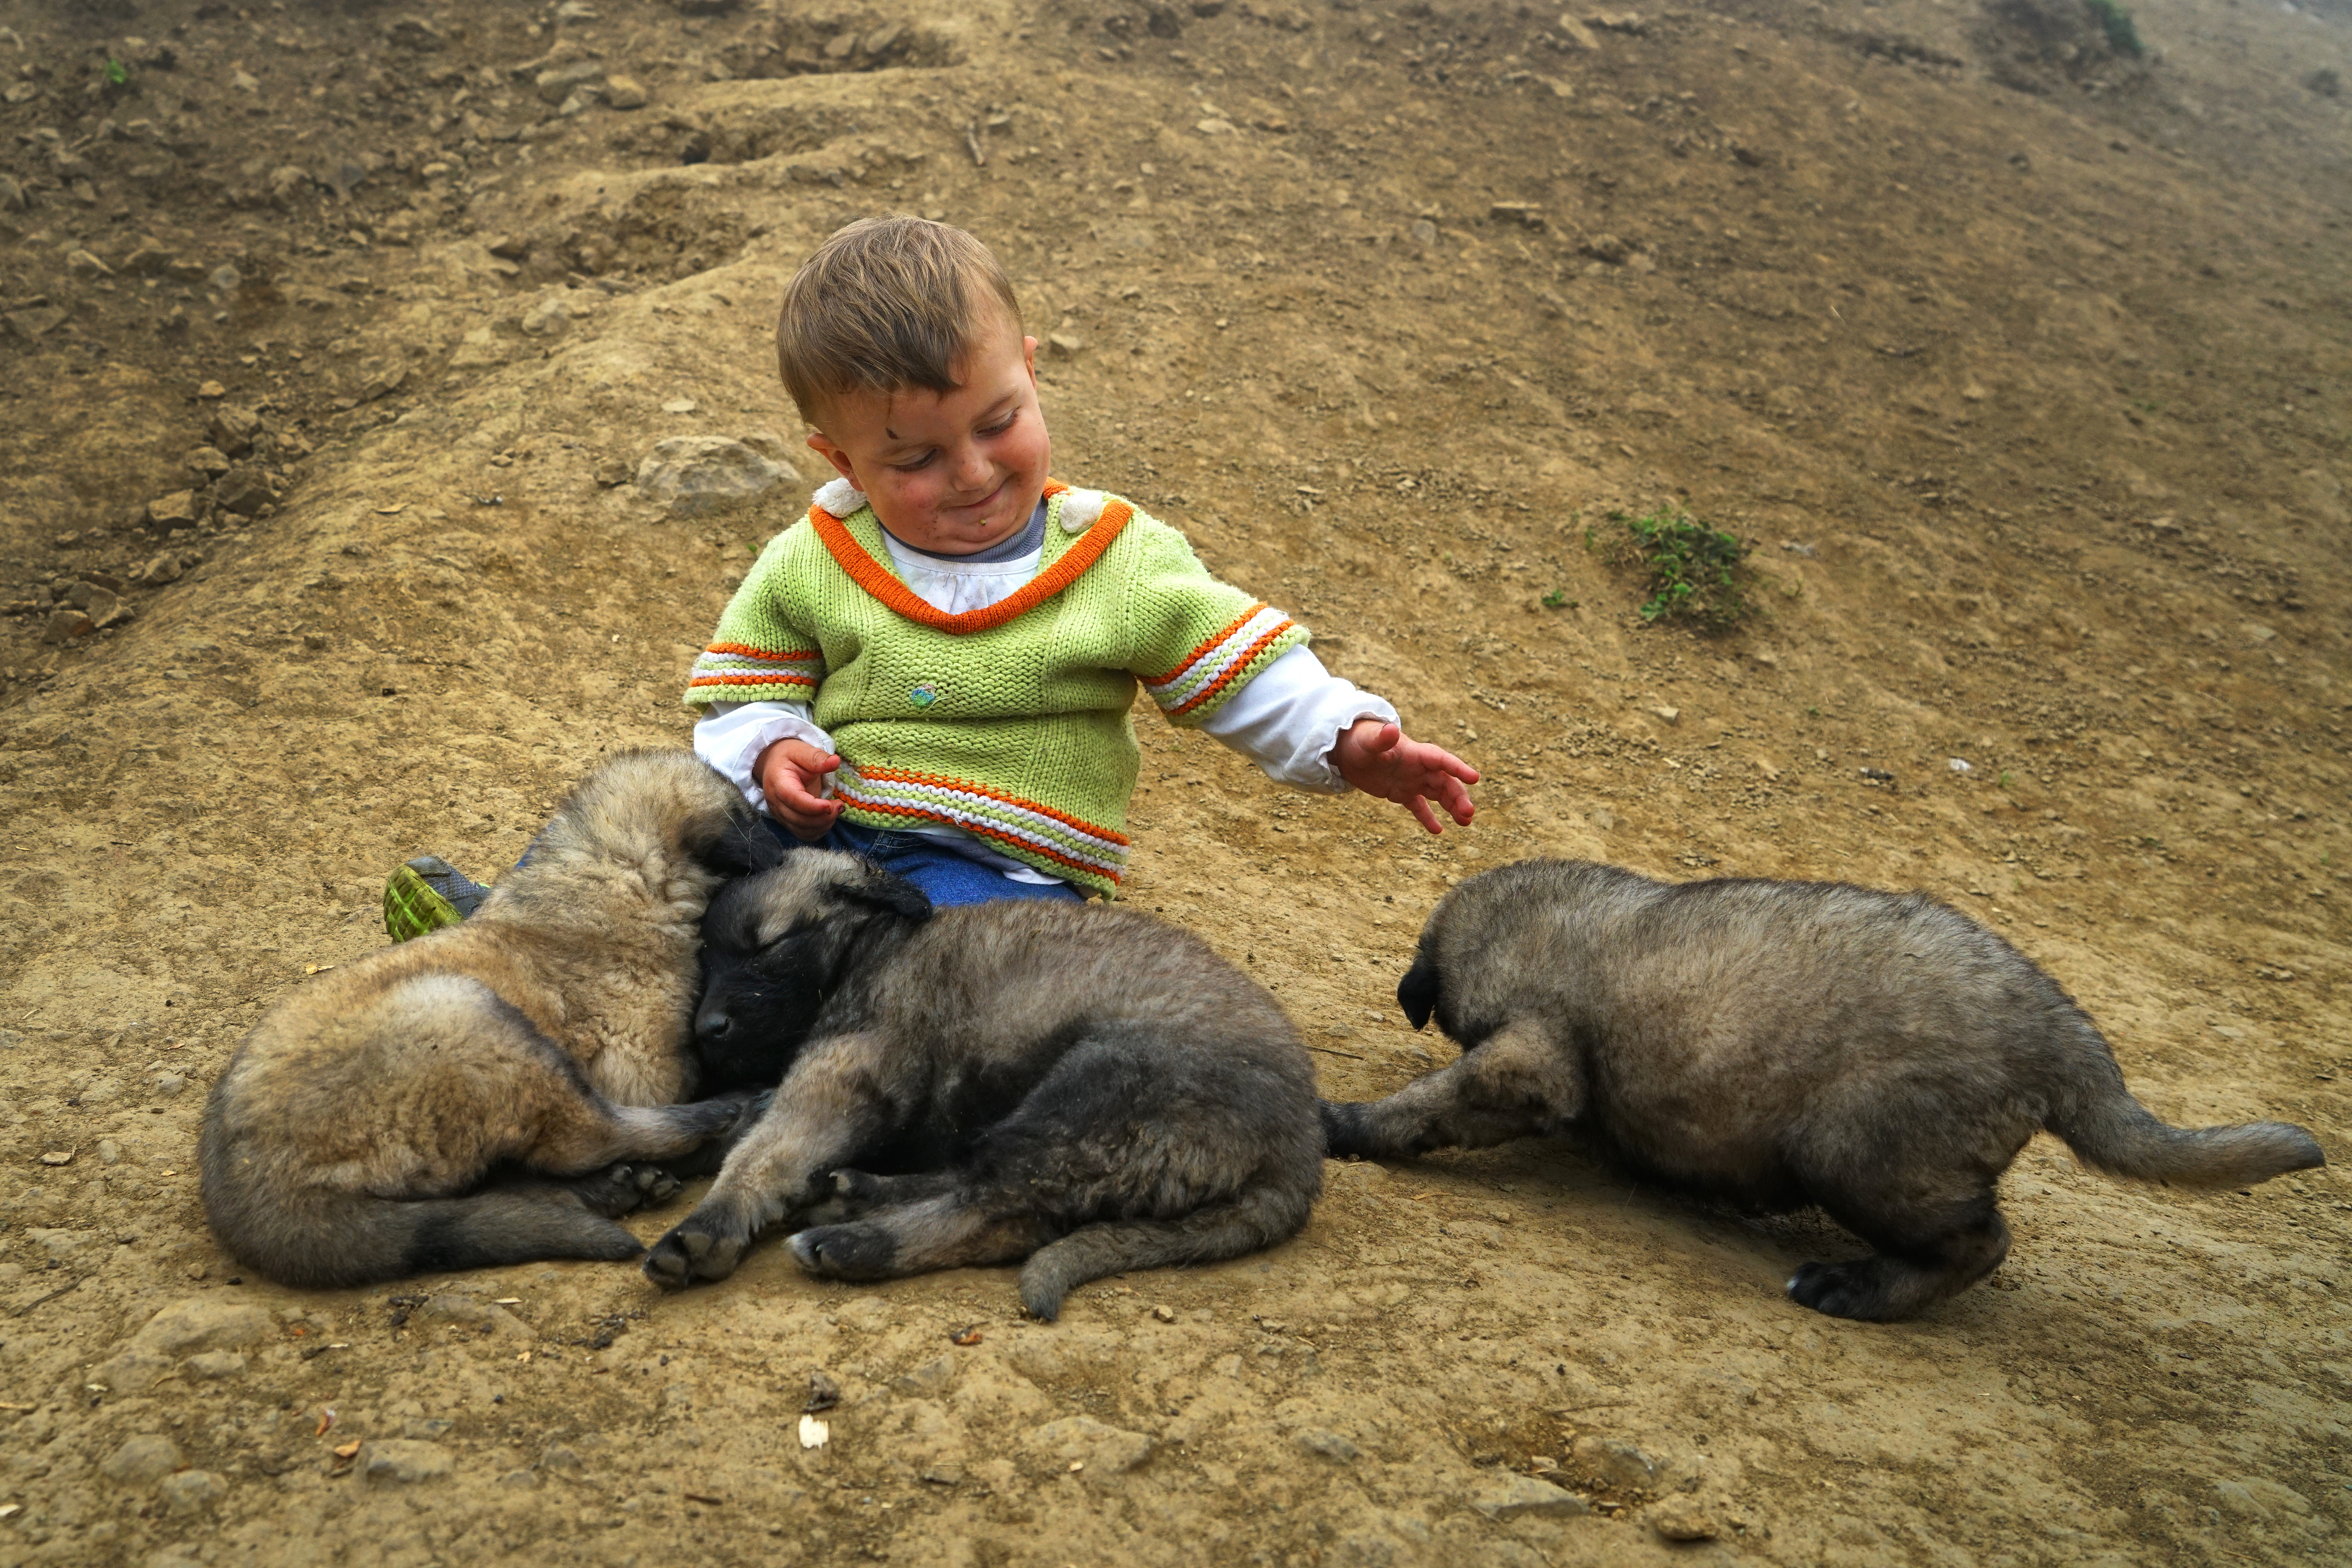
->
[[682, 522, 828, 708], [1199, 645, 1398, 793], [1122, 512, 1310, 728]]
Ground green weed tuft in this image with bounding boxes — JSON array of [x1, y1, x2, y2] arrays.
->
[[1595, 509, 1755, 630], [2085, 0, 2142, 57], [1540, 588, 1577, 609], [103, 57, 130, 86]]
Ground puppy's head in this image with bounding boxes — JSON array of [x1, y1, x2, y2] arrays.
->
[[693, 851, 932, 1092]]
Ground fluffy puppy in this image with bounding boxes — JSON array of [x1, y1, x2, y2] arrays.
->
[[199, 749, 780, 1288], [1321, 859, 2324, 1320], [644, 852, 1324, 1320]]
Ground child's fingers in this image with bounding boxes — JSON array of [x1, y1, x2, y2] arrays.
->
[[1408, 794, 1444, 835]]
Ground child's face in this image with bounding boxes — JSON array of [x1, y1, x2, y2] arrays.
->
[[805, 310, 1050, 556]]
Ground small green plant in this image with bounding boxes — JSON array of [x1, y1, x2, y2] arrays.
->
[[1998, 770, 2016, 789], [1806, 705, 1821, 717], [1540, 588, 1576, 609], [2085, 0, 2142, 57], [103, 57, 130, 86], [1601, 509, 1755, 630]]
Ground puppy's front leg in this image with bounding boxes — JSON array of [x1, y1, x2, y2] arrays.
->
[[642, 1033, 895, 1288], [1322, 1021, 1579, 1159]]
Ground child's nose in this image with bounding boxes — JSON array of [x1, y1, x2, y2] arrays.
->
[[951, 446, 994, 490]]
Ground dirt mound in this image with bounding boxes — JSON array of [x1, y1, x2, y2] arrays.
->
[[0, 0, 2346, 1564]]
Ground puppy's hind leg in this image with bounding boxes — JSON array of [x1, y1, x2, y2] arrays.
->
[[1788, 1181, 2012, 1322], [790, 1193, 1055, 1286], [1322, 1020, 1579, 1159]]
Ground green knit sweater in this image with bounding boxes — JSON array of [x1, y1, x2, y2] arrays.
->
[[684, 481, 1307, 894]]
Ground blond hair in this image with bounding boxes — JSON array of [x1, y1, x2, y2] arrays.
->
[[775, 216, 1022, 424]]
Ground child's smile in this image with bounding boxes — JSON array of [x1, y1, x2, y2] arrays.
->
[[804, 310, 1051, 556]]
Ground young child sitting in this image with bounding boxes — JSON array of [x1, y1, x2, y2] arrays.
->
[[384, 216, 1476, 933]]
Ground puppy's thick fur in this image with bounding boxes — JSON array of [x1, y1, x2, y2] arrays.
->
[[200, 750, 780, 1288], [1322, 859, 2324, 1320], [642, 852, 1324, 1319]]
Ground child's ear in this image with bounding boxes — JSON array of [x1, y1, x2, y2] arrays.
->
[[1022, 335, 1038, 382], [806, 430, 860, 487]]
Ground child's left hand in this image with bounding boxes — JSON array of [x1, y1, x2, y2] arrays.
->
[[1332, 718, 1479, 835]]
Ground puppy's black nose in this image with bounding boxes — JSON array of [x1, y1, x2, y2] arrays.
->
[[696, 1009, 732, 1043]]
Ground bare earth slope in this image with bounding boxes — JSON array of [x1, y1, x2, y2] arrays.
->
[[0, 0, 2346, 1564]]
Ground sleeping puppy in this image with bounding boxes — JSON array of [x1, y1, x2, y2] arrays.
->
[[644, 852, 1325, 1319], [200, 750, 778, 1288], [1321, 859, 2324, 1320]]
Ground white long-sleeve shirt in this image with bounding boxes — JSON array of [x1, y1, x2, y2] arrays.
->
[[693, 514, 1395, 887]]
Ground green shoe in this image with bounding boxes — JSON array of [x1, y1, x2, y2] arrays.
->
[[382, 856, 488, 943]]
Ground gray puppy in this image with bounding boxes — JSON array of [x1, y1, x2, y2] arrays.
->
[[642, 852, 1324, 1319], [1321, 859, 2324, 1320], [200, 750, 778, 1288]]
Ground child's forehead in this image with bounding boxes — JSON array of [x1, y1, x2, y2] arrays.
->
[[822, 325, 1030, 436]]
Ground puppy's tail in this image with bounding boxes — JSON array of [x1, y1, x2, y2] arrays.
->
[[1015, 1179, 1317, 1322], [201, 1175, 642, 1290], [2045, 1059, 2324, 1190]]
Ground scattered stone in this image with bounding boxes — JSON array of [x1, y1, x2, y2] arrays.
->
[[127, 1297, 277, 1356], [1580, 233, 1630, 264], [485, 234, 533, 261], [1048, 332, 1084, 356], [135, 552, 186, 587], [1649, 1499, 1717, 1542], [6, 306, 68, 341], [633, 435, 797, 516], [1489, 201, 1544, 228], [210, 263, 243, 293], [1570, 1435, 1663, 1491], [154, 1071, 188, 1097], [41, 607, 94, 644], [196, 380, 226, 399], [605, 74, 649, 110], [1590, 11, 1648, 35], [536, 59, 606, 105], [1151, 1304, 1176, 1323], [387, 17, 447, 51], [661, 398, 699, 414], [2306, 68, 2343, 99], [1027, 1416, 1153, 1475], [1195, 117, 1237, 136], [1410, 218, 1439, 247], [360, 1440, 454, 1484], [592, 454, 633, 487], [160, 1470, 227, 1514], [185, 1350, 247, 1380], [356, 360, 410, 402], [27, 1227, 94, 1260], [520, 297, 571, 336], [804, 1370, 842, 1412], [1295, 1428, 1360, 1462], [212, 467, 275, 517], [183, 446, 232, 480], [95, 1140, 122, 1165], [919, 1465, 963, 1486], [403, 1418, 454, 1439], [102, 1435, 184, 1487], [83, 587, 132, 629], [147, 490, 201, 528], [1474, 1474, 1592, 1520], [539, 1442, 586, 1473], [498, 1468, 541, 1488], [1649, 705, 1680, 725], [0, 173, 24, 211], [207, 404, 264, 456], [66, 248, 114, 278], [1556, 16, 1602, 49], [889, 1355, 958, 1397]]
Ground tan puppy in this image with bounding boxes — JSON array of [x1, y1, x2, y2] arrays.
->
[[200, 750, 777, 1288]]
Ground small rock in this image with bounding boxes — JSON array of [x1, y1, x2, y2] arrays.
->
[[1026, 1416, 1153, 1475], [0, 174, 25, 211], [210, 262, 243, 293], [1579, 233, 1630, 264], [520, 297, 571, 337], [402, 1418, 454, 1439], [183, 446, 232, 479], [135, 552, 186, 587], [387, 17, 447, 51], [212, 467, 275, 517], [2306, 67, 2343, 99], [6, 306, 68, 341], [1570, 1435, 1662, 1491], [592, 454, 633, 488], [1151, 1304, 1176, 1323], [1474, 1474, 1592, 1520], [360, 1440, 454, 1483], [539, 1443, 586, 1473], [41, 607, 95, 644], [154, 1071, 188, 1097], [919, 1465, 963, 1486], [1195, 118, 1236, 136], [27, 1227, 94, 1260], [661, 397, 699, 414], [804, 1370, 842, 1412], [1489, 201, 1544, 229], [128, 1297, 277, 1357], [185, 1350, 248, 1380], [95, 1140, 122, 1165], [535, 59, 606, 104], [160, 1470, 227, 1514], [1649, 1499, 1717, 1542], [84, 587, 132, 630], [1295, 1428, 1360, 1462], [196, 380, 226, 399], [101, 1434, 184, 1487], [889, 1355, 957, 1397], [1556, 16, 1602, 49], [66, 248, 114, 278], [485, 234, 533, 261], [147, 490, 201, 529], [1649, 705, 1680, 725], [1048, 332, 1084, 356], [605, 73, 649, 110], [207, 404, 263, 456], [1410, 218, 1439, 247], [498, 1467, 542, 1488], [634, 435, 796, 517]]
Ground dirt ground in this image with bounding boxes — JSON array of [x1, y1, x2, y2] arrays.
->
[[1, 0, 2347, 1562]]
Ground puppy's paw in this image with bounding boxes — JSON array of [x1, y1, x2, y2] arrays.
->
[[1317, 1100, 1370, 1158], [1786, 1258, 1899, 1321], [642, 1211, 748, 1289], [573, 1163, 677, 1218], [788, 1223, 898, 1282]]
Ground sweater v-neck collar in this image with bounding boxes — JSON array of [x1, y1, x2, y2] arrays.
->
[[809, 479, 1135, 635]]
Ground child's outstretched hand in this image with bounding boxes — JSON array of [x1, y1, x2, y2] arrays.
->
[[754, 737, 844, 842], [1332, 719, 1479, 835]]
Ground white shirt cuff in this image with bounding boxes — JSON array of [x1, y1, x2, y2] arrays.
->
[[693, 700, 837, 815], [1199, 644, 1398, 793]]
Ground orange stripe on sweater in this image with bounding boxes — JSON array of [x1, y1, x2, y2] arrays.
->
[[704, 641, 819, 661], [687, 672, 818, 688], [843, 797, 1124, 880], [845, 765, 1132, 846], [1164, 619, 1295, 717], [809, 484, 1131, 635], [1145, 603, 1268, 688]]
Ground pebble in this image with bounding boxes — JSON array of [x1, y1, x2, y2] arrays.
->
[[135, 552, 186, 587], [41, 607, 94, 644], [196, 380, 226, 399], [147, 491, 201, 529], [160, 1470, 227, 1514], [101, 1435, 184, 1487], [212, 467, 275, 517], [1580, 233, 1630, 264], [183, 446, 232, 479], [605, 74, 649, 110], [1048, 332, 1084, 356], [66, 248, 114, 277], [633, 435, 797, 516], [360, 1440, 454, 1484], [1649, 1499, 1717, 1542], [1489, 201, 1544, 229], [1151, 1304, 1176, 1323], [520, 297, 571, 336], [1650, 705, 1679, 725], [207, 404, 263, 456], [1570, 1434, 1663, 1491], [154, 1071, 188, 1097], [1410, 218, 1438, 247], [1473, 1474, 1591, 1520], [535, 60, 606, 105], [889, 1355, 958, 1397], [1295, 1428, 1360, 1462]]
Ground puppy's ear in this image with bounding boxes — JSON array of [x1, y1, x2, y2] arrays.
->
[[1398, 954, 1441, 1031], [841, 862, 933, 924], [700, 810, 790, 879]]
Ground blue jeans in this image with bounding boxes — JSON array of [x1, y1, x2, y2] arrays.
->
[[768, 818, 1086, 908]]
